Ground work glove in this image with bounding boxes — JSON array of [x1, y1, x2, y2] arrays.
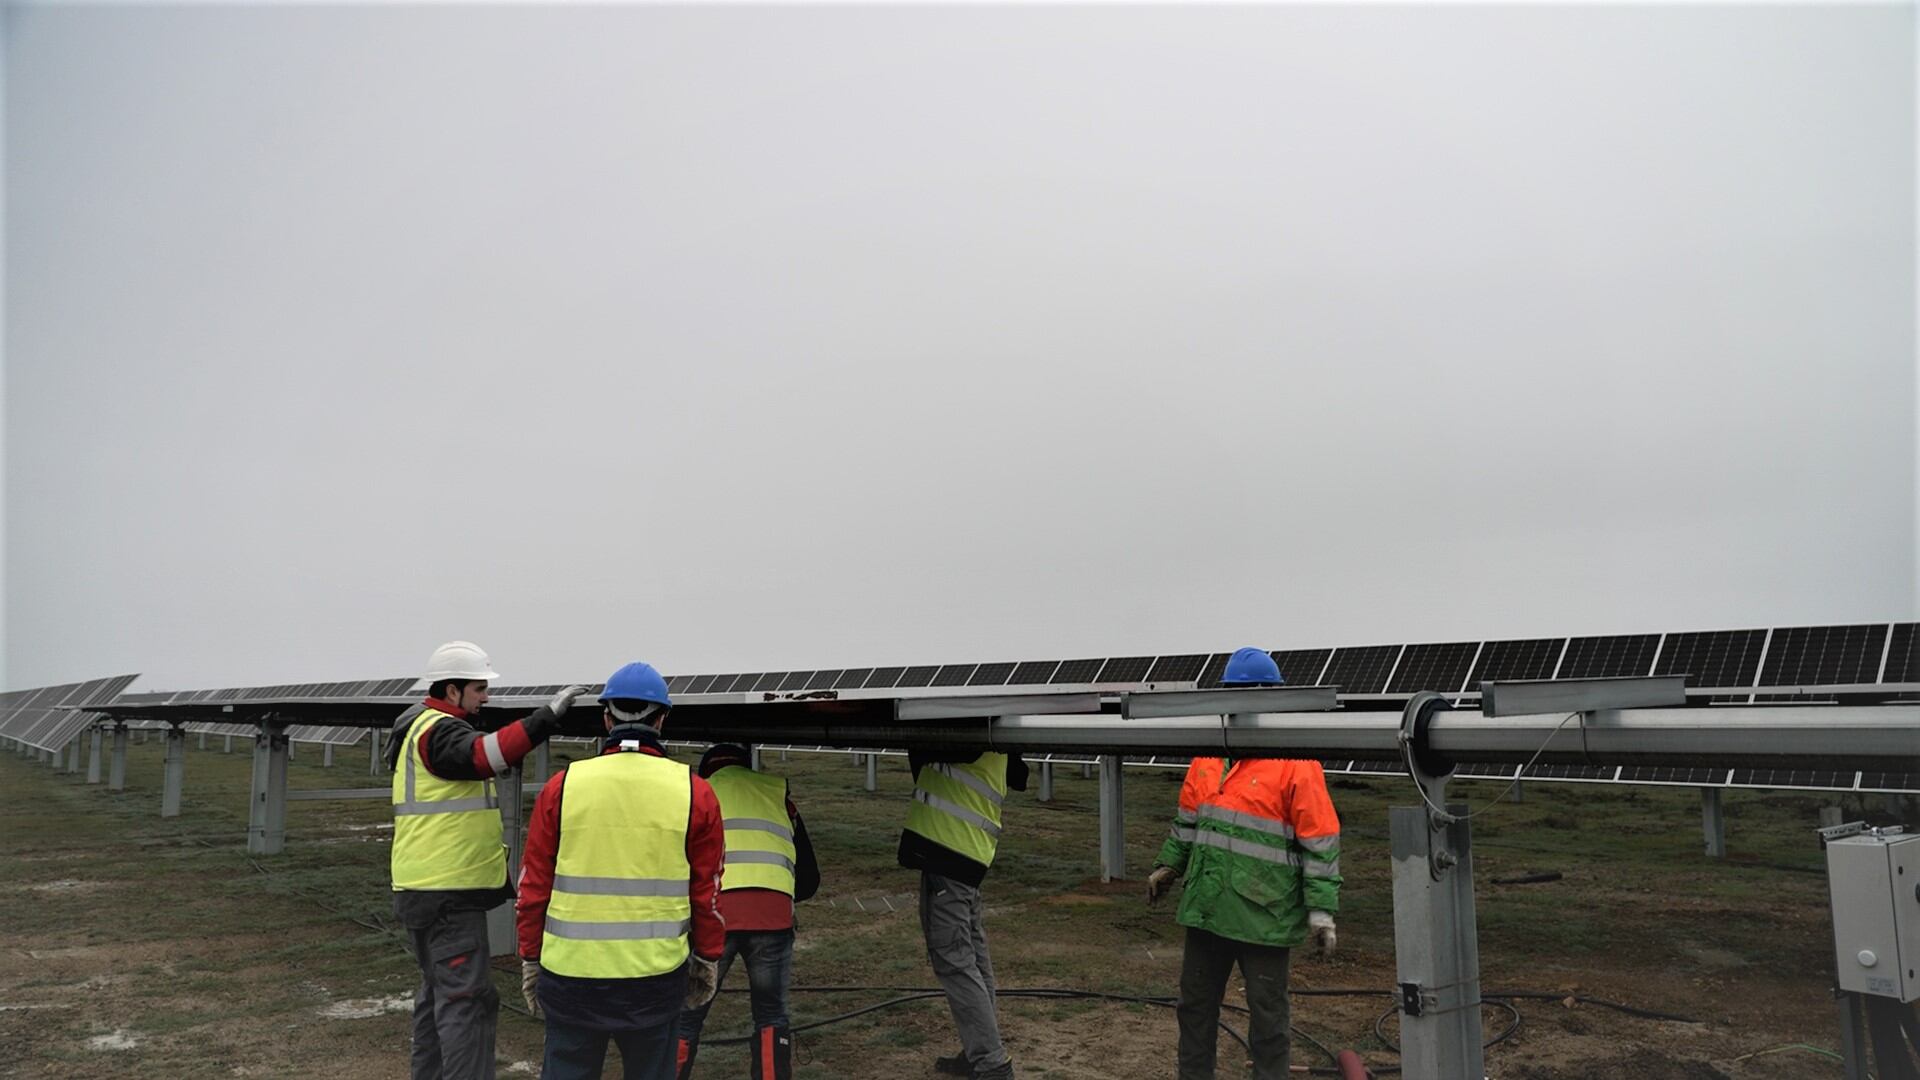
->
[[1145, 865, 1178, 905], [547, 686, 587, 716], [1308, 910, 1337, 959], [685, 954, 720, 1009], [520, 959, 543, 1019]]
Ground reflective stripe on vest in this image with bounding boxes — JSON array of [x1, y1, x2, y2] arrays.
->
[[541, 752, 693, 979], [390, 707, 505, 891], [904, 753, 1007, 866], [705, 766, 797, 896]]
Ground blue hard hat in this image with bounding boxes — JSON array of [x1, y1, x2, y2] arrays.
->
[[599, 662, 673, 708], [1220, 647, 1284, 687]]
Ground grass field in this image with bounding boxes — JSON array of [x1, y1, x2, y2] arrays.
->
[[0, 734, 1872, 1078]]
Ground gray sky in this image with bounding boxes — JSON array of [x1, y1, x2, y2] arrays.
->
[[5, 3, 1916, 691]]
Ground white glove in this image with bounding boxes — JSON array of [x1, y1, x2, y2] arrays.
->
[[1308, 910, 1337, 959], [520, 959, 543, 1018], [547, 686, 587, 716], [1145, 866, 1178, 905], [685, 954, 720, 1009]]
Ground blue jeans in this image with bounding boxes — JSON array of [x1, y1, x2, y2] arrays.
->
[[676, 929, 796, 1053], [542, 1014, 678, 1080]]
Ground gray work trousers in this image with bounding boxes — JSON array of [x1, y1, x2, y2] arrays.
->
[[406, 907, 499, 1080], [919, 871, 1010, 1073], [1176, 927, 1291, 1080]]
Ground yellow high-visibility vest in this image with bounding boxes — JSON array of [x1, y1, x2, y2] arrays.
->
[[541, 751, 693, 979], [706, 766, 796, 896], [905, 753, 1007, 867], [391, 707, 505, 891]]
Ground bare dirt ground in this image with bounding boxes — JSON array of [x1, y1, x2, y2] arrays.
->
[[0, 740, 1878, 1078]]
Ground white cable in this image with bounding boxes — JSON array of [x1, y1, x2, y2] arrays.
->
[[1410, 711, 1582, 823]]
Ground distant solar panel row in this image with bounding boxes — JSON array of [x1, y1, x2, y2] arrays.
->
[[0, 675, 139, 752]]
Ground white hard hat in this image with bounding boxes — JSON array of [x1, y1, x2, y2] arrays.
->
[[424, 640, 500, 683]]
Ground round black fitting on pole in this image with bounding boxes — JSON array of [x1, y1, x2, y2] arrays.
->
[[1399, 690, 1455, 781]]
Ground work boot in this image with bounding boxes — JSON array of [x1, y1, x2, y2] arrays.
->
[[932, 1050, 970, 1076], [971, 1059, 1014, 1080], [749, 1025, 792, 1080]]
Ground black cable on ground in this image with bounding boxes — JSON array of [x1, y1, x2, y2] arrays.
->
[[1371, 998, 1522, 1054]]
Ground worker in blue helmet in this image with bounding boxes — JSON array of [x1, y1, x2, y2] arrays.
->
[[515, 662, 729, 1080], [1146, 648, 1342, 1080]]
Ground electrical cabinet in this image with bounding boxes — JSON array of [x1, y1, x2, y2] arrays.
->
[[1827, 828, 1920, 1002]]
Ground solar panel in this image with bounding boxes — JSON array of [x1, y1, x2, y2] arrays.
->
[[1884, 623, 1919, 683], [777, 672, 816, 692], [1617, 766, 1728, 785], [1759, 624, 1889, 686], [864, 667, 906, 689], [894, 665, 940, 688], [1010, 660, 1060, 685], [1557, 634, 1660, 679], [681, 675, 721, 694], [1728, 768, 1853, 789], [834, 668, 874, 690], [1095, 656, 1154, 683], [805, 670, 843, 691], [1862, 771, 1920, 792], [1656, 629, 1768, 701], [968, 662, 1016, 687], [1321, 646, 1404, 694], [1143, 654, 1206, 682], [1387, 642, 1479, 695], [1269, 649, 1333, 686], [750, 673, 789, 693], [931, 664, 976, 687], [1194, 653, 1231, 689], [1467, 639, 1565, 687], [1050, 659, 1104, 685]]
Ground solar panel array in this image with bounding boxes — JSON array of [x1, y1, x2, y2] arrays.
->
[[652, 622, 1918, 702], [0, 675, 140, 752]]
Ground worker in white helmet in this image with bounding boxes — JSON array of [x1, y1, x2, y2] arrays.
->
[[386, 640, 583, 1080]]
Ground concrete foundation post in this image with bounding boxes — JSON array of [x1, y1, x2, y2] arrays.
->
[[108, 726, 129, 791], [87, 728, 104, 784], [247, 728, 290, 855]]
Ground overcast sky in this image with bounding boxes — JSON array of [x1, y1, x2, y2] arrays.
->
[[4, 3, 1915, 691]]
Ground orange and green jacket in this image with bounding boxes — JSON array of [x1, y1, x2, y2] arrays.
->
[[1153, 756, 1341, 948]]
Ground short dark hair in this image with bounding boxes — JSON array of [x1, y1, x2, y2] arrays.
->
[[429, 679, 477, 700]]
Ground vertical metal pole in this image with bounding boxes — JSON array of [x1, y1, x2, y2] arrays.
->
[[750, 747, 762, 770], [199, 732, 207, 750], [66, 738, 81, 774], [247, 728, 289, 855], [1081, 762, 1094, 780], [161, 727, 186, 817], [369, 729, 382, 775], [1508, 780, 1523, 804], [1835, 991, 1869, 1080], [108, 726, 129, 791], [224, 735, 234, 754], [533, 742, 550, 786], [87, 728, 103, 784], [322, 743, 334, 768], [779, 749, 788, 763], [1098, 754, 1126, 882], [488, 766, 525, 957], [1391, 803, 1485, 1080], [1038, 760, 1054, 803], [865, 753, 878, 792], [1700, 788, 1726, 857]]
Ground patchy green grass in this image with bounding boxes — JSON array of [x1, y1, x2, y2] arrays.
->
[[0, 738, 1862, 1078]]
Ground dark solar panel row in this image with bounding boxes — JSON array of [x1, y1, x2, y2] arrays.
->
[[1387, 642, 1479, 695]]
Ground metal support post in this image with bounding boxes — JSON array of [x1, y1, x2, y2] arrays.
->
[[1081, 762, 1094, 780], [750, 746, 762, 770], [161, 726, 186, 817], [199, 732, 207, 750], [1700, 788, 1726, 857], [66, 738, 81, 774], [369, 729, 382, 774], [865, 753, 877, 792], [108, 725, 129, 791], [1037, 760, 1054, 803], [1835, 990, 1869, 1080], [224, 735, 233, 754], [1508, 780, 1522, 804], [488, 767, 525, 956], [322, 743, 334, 768], [87, 728, 103, 784], [247, 727, 290, 855], [533, 743, 550, 786], [1098, 754, 1126, 881], [1391, 804, 1484, 1079]]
